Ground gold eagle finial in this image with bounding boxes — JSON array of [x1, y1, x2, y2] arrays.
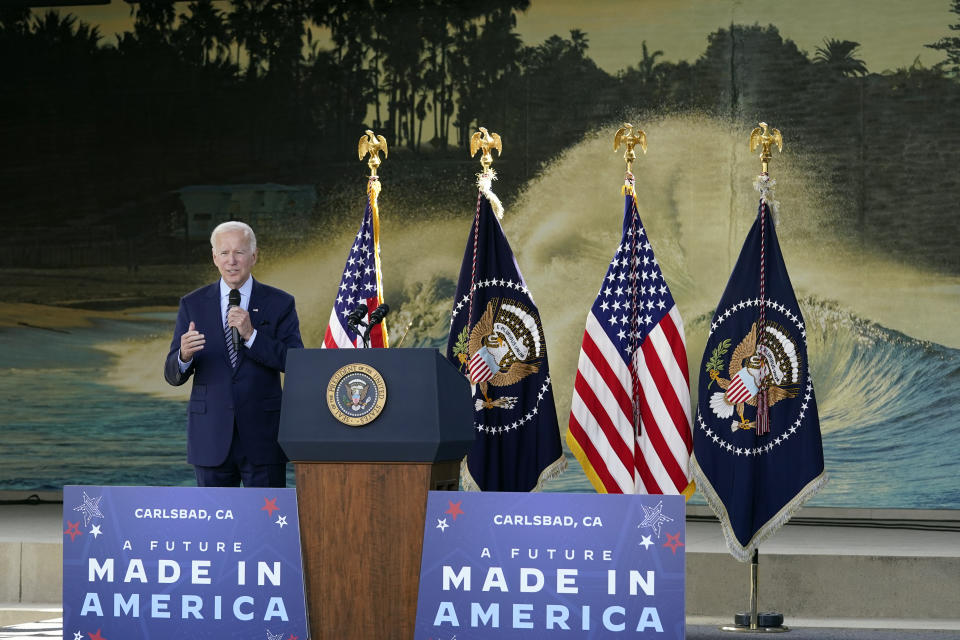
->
[[613, 123, 647, 175], [470, 127, 502, 172], [358, 130, 388, 177], [749, 122, 783, 174]]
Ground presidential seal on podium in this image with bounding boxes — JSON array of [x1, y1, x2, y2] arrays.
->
[[326, 362, 387, 426]]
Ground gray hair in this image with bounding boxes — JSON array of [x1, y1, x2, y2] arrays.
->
[[210, 221, 257, 252]]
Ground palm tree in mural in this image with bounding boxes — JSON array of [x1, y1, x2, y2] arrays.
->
[[376, 1, 424, 149], [814, 38, 868, 76], [926, 0, 960, 76], [569, 28, 588, 56], [0, 7, 31, 34], [30, 10, 102, 53], [453, 0, 528, 147], [637, 40, 664, 86], [176, 0, 231, 66], [228, 0, 307, 80], [229, 0, 268, 79], [130, 0, 176, 47], [420, 4, 449, 149]]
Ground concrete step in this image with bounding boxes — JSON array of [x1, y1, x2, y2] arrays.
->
[[0, 606, 61, 629]]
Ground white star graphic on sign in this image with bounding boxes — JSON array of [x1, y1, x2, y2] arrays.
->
[[638, 535, 654, 550], [90, 524, 103, 539], [638, 501, 674, 537], [74, 491, 104, 527], [74, 632, 83, 640], [266, 630, 284, 640], [437, 518, 449, 532], [275, 516, 288, 528]]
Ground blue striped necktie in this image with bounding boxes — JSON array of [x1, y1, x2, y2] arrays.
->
[[224, 308, 238, 369]]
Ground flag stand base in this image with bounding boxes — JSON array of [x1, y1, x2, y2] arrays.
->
[[720, 550, 789, 633]]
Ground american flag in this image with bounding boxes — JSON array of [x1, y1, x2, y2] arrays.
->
[[566, 185, 693, 495], [322, 178, 388, 348]]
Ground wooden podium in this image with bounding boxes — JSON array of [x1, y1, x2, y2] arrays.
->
[[278, 348, 473, 640]]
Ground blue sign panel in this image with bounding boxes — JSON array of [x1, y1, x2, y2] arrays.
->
[[414, 491, 685, 639], [62, 485, 308, 640]]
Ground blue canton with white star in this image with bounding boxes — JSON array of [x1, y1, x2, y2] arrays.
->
[[593, 195, 678, 357]]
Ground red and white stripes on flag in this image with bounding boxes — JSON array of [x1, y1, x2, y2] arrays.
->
[[566, 187, 694, 496], [467, 351, 496, 383], [322, 178, 388, 349]]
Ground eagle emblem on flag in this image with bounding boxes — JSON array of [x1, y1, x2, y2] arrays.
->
[[706, 319, 800, 431], [455, 298, 543, 410]]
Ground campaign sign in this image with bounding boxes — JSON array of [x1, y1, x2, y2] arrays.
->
[[414, 491, 685, 639], [62, 485, 308, 640]]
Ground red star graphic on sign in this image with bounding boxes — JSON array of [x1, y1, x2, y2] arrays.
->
[[64, 521, 83, 542], [663, 532, 684, 554], [287, 635, 299, 640], [261, 497, 279, 517], [88, 629, 107, 640], [445, 501, 465, 521]]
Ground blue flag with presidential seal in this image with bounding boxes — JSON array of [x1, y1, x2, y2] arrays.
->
[[446, 173, 566, 492], [691, 183, 827, 562]]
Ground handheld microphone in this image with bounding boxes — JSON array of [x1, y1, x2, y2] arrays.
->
[[228, 289, 241, 353], [347, 304, 368, 332], [368, 303, 390, 327]]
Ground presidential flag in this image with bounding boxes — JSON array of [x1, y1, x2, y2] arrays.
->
[[691, 189, 827, 561], [446, 177, 566, 491], [323, 177, 388, 348], [567, 182, 693, 496]]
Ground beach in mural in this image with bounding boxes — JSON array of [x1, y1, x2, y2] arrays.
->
[[3, 116, 958, 509]]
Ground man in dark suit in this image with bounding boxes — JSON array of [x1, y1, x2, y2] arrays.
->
[[164, 221, 303, 487]]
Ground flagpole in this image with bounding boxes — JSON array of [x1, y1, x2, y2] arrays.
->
[[467, 126, 505, 326], [358, 130, 390, 347], [613, 123, 647, 444], [721, 123, 788, 634]]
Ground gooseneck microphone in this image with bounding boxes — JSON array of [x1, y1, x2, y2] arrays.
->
[[228, 288, 241, 353], [362, 304, 390, 347], [368, 303, 390, 328], [347, 304, 369, 333]]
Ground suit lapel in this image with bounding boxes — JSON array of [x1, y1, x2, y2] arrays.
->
[[249, 279, 265, 350]]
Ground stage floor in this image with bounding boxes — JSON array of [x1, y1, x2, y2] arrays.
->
[[2, 617, 960, 639]]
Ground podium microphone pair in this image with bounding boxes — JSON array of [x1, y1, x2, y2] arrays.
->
[[347, 303, 390, 346]]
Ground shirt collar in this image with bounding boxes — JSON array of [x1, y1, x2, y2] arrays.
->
[[219, 277, 253, 301]]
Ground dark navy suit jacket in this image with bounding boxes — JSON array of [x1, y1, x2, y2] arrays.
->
[[164, 279, 304, 466]]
